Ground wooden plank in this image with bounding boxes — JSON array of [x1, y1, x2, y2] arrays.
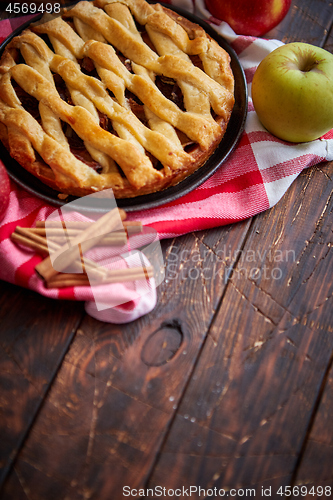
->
[[145, 0, 333, 490], [0, 0, 332, 498], [293, 361, 333, 495], [290, 23, 333, 497], [0, 223, 252, 499], [0, 281, 84, 489], [147, 159, 333, 494], [295, 360, 333, 498], [268, 0, 333, 45]]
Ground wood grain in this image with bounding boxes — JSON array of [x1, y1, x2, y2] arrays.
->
[[294, 361, 333, 494], [0, 222, 254, 499], [0, 0, 333, 498], [291, 22, 333, 496], [0, 281, 84, 488], [147, 162, 333, 494], [268, 0, 333, 45]]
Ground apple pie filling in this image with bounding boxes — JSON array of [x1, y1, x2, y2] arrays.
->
[[0, 0, 235, 198]]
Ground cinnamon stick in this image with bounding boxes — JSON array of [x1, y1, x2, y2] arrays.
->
[[28, 227, 127, 246], [13, 227, 106, 279], [15, 226, 59, 252], [11, 232, 49, 256], [36, 219, 142, 234], [13, 224, 135, 282], [11, 219, 154, 289], [11, 208, 154, 289], [35, 208, 126, 281], [46, 266, 153, 288]]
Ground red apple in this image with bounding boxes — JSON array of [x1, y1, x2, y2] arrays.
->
[[0, 162, 10, 221], [205, 0, 292, 37]]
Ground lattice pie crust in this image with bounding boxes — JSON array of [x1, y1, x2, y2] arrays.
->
[[0, 0, 235, 198]]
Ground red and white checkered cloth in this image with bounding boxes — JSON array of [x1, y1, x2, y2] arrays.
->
[[131, 0, 333, 238], [1, 0, 333, 322]]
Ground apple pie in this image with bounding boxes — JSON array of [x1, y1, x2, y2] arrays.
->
[[0, 0, 235, 198]]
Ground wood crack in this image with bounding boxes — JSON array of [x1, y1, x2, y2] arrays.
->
[[230, 281, 278, 326], [291, 170, 315, 224], [194, 234, 228, 264], [244, 275, 293, 317], [294, 187, 333, 263], [316, 165, 332, 181], [158, 238, 177, 303], [297, 289, 333, 323], [301, 242, 332, 285], [0, 343, 43, 398], [191, 233, 212, 306], [176, 415, 238, 443], [13, 467, 32, 500]]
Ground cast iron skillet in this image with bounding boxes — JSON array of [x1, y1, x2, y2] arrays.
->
[[0, 2, 248, 212]]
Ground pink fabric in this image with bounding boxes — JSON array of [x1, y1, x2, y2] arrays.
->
[[0, 2, 332, 322], [0, 190, 158, 323]]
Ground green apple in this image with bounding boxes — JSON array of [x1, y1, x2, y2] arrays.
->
[[252, 42, 333, 142]]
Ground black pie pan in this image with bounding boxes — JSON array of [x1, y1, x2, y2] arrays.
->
[[0, 2, 248, 212]]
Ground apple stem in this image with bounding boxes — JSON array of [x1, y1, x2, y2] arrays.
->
[[302, 60, 318, 72]]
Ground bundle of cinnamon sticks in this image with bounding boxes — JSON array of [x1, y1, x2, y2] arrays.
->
[[11, 208, 153, 288]]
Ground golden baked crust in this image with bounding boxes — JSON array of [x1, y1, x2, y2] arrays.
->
[[0, 0, 235, 198]]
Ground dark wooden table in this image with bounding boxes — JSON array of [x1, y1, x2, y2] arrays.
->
[[1, 1, 333, 499]]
